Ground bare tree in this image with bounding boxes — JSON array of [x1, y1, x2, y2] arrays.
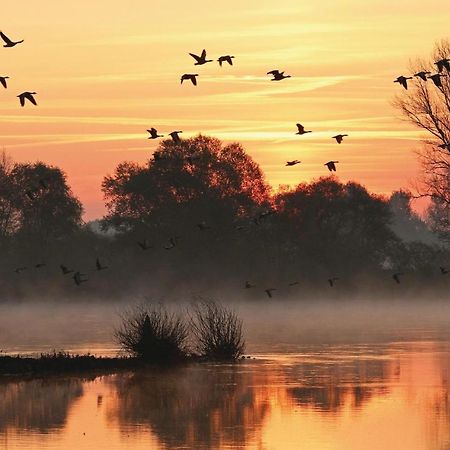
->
[[394, 40, 450, 203]]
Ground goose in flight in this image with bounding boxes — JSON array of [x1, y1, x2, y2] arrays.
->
[[169, 131, 183, 143], [296, 123, 312, 135], [181, 74, 198, 86], [14, 266, 27, 274], [267, 70, 291, 81], [60, 264, 73, 275], [392, 272, 403, 284], [164, 237, 178, 250], [435, 58, 450, 73], [147, 128, 163, 139], [0, 76, 9, 89], [286, 160, 301, 166], [0, 31, 23, 48], [265, 288, 276, 298], [325, 161, 339, 172], [328, 277, 339, 287], [428, 73, 446, 87], [137, 239, 152, 250], [96, 258, 108, 271], [189, 49, 212, 65], [245, 281, 255, 289], [218, 55, 234, 66], [394, 76, 412, 90], [333, 134, 348, 144], [18, 92, 37, 107], [440, 266, 449, 275], [289, 281, 299, 286], [73, 271, 88, 286], [414, 71, 431, 81], [35, 263, 46, 268]]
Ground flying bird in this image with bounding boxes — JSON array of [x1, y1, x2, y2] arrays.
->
[[0, 31, 24, 48], [289, 281, 299, 286], [328, 277, 339, 287], [189, 49, 212, 65], [286, 160, 301, 166], [428, 73, 446, 88], [137, 239, 152, 250], [296, 123, 312, 135], [392, 273, 403, 284], [325, 161, 339, 172], [181, 74, 198, 86], [60, 264, 73, 275], [35, 263, 46, 268], [0, 76, 9, 89], [332, 134, 348, 144], [414, 71, 431, 81], [147, 128, 163, 139], [440, 266, 449, 275], [18, 92, 37, 107], [245, 281, 255, 289], [164, 237, 178, 250], [73, 271, 88, 286], [265, 288, 276, 298], [14, 266, 27, 274], [394, 76, 412, 90], [267, 70, 291, 81], [218, 55, 235, 66], [435, 58, 450, 73], [169, 131, 183, 143], [96, 258, 108, 271]]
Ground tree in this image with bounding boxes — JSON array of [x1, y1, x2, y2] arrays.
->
[[102, 135, 271, 233], [393, 39, 450, 236], [0, 152, 21, 239]]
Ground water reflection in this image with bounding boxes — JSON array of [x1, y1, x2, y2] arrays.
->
[[1, 342, 450, 449]]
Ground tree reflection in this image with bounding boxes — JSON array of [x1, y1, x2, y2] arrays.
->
[[0, 378, 83, 433]]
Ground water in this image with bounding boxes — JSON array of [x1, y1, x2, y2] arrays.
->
[[2, 300, 450, 449], [1, 341, 450, 449]]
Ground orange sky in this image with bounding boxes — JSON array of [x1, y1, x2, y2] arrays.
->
[[1, 0, 449, 219]]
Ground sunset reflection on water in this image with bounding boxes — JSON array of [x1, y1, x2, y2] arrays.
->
[[1, 341, 450, 449]]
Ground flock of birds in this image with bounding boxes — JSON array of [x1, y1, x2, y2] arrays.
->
[[2, 33, 449, 296]]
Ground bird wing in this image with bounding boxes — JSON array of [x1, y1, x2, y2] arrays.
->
[[296, 123, 304, 132], [25, 93, 37, 105], [0, 32, 13, 45], [0, 78, 6, 89], [218, 58, 223, 66], [227, 56, 233, 65], [201, 49, 206, 59], [267, 70, 279, 75], [191, 76, 197, 86], [189, 53, 201, 63], [19, 95, 25, 107]]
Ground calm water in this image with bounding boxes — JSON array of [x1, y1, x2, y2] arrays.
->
[[2, 341, 450, 449]]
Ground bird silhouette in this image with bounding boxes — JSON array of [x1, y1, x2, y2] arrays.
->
[[245, 281, 255, 289], [189, 49, 212, 65], [137, 239, 152, 250], [414, 71, 431, 81], [18, 92, 37, 107], [332, 134, 348, 144], [35, 263, 46, 268], [394, 76, 412, 90], [289, 281, 299, 286], [328, 277, 339, 287], [181, 74, 198, 86], [440, 266, 449, 275], [286, 160, 301, 166], [164, 237, 178, 250], [0, 31, 24, 48], [218, 55, 234, 66], [60, 264, 73, 275], [296, 123, 312, 135], [265, 288, 276, 298], [435, 58, 450, 73], [73, 271, 88, 286], [428, 73, 446, 87], [14, 266, 27, 274], [147, 128, 163, 139], [169, 131, 183, 143], [0, 76, 9, 89], [267, 70, 291, 81], [325, 161, 339, 172], [392, 273, 403, 284], [96, 258, 108, 271]]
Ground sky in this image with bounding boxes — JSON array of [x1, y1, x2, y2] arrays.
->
[[1, 0, 449, 219]]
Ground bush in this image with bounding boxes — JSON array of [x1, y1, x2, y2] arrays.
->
[[115, 304, 188, 363], [190, 301, 245, 361]]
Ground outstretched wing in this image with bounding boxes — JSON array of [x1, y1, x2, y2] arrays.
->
[[201, 49, 206, 59], [189, 52, 201, 63], [226, 56, 233, 65], [0, 31, 13, 45], [191, 75, 197, 86], [19, 95, 25, 107], [25, 93, 37, 105], [267, 70, 279, 76], [0, 78, 6, 89], [296, 123, 304, 133]]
